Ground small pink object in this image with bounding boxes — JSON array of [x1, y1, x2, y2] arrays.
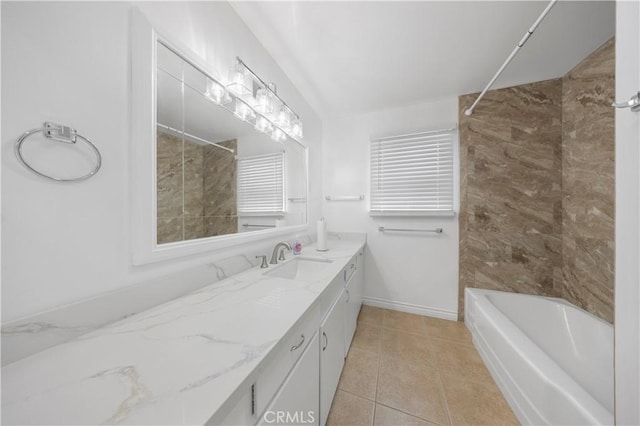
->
[[293, 241, 302, 255]]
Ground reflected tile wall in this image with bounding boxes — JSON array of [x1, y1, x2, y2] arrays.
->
[[157, 132, 184, 244], [156, 134, 238, 243], [204, 140, 237, 218], [459, 38, 615, 323]]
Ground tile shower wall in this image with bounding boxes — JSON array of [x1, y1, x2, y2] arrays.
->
[[562, 38, 615, 323], [459, 38, 615, 323], [157, 131, 237, 244], [458, 79, 564, 319]]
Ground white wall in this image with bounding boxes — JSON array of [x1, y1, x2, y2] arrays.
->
[[323, 97, 459, 319], [614, 0, 640, 423], [1, 1, 322, 322]]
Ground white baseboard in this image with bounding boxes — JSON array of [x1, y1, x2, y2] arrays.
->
[[362, 296, 458, 321]]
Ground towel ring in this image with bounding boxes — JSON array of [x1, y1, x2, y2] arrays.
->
[[15, 122, 102, 182]]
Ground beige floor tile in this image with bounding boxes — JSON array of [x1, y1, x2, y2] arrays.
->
[[352, 322, 383, 354], [380, 328, 436, 367], [382, 309, 428, 335], [376, 356, 449, 425], [359, 305, 385, 326], [441, 377, 519, 426], [327, 390, 375, 426], [374, 404, 437, 425], [338, 347, 379, 400], [431, 338, 493, 385], [423, 317, 473, 345]]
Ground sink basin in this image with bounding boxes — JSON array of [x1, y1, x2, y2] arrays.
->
[[264, 257, 333, 281]]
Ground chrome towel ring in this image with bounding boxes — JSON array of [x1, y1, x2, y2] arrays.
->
[[15, 122, 102, 182]]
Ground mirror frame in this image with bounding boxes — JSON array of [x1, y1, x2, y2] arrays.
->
[[131, 9, 309, 265]]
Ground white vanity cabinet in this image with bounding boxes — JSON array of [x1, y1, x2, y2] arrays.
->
[[211, 244, 366, 426], [257, 332, 320, 426], [319, 288, 347, 426], [344, 251, 364, 352]]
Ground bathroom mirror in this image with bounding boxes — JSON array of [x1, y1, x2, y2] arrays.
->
[[155, 41, 308, 245], [131, 9, 309, 265]]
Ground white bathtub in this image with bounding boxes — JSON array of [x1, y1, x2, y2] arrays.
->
[[465, 288, 613, 426]]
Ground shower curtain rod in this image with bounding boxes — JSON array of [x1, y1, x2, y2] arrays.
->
[[464, 0, 558, 116], [156, 123, 235, 154]]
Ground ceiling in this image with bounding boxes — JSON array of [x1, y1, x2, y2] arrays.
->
[[231, 1, 615, 119]]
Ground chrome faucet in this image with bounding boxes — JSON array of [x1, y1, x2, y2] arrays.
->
[[270, 241, 292, 264]]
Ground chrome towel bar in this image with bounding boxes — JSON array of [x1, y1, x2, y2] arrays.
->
[[242, 224, 276, 228], [325, 195, 364, 201], [378, 226, 443, 233]]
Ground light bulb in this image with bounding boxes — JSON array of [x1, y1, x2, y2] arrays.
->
[[254, 87, 273, 115], [227, 65, 250, 96], [205, 79, 230, 104], [275, 106, 291, 131], [272, 128, 286, 142], [235, 100, 255, 121], [255, 115, 273, 134], [290, 118, 303, 139]]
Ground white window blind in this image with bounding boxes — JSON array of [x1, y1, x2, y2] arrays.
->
[[237, 152, 285, 214], [370, 128, 455, 216]]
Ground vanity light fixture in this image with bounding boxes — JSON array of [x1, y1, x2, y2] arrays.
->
[[290, 118, 304, 139], [227, 57, 304, 142], [271, 128, 287, 142], [255, 115, 273, 134], [254, 87, 273, 115], [205, 78, 231, 105], [234, 99, 256, 122], [227, 63, 252, 97]]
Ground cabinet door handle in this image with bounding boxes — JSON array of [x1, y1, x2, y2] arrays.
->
[[322, 331, 328, 351], [290, 334, 305, 351], [345, 289, 351, 303]]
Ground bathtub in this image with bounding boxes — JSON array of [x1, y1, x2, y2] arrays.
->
[[465, 288, 613, 426]]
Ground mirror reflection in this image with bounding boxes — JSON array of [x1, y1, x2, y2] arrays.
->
[[155, 42, 307, 245]]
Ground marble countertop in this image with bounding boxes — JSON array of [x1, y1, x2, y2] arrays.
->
[[1, 238, 365, 425]]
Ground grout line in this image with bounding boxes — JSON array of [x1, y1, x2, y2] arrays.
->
[[374, 401, 444, 426], [434, 361, 454, 426], [337, 388, 376, 403]]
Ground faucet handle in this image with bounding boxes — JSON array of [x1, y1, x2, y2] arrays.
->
[[256, 255, 269, 269]]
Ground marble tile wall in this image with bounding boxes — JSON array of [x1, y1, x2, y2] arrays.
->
[[459, 38, 615, 323], [157, 132, 184, 244], [203, 140, 238, 237], [562, 38, 615, 323], [458, 79, 564, 319], [156, 132, 238, 243]]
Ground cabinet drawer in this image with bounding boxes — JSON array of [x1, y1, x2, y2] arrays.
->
[[344, 257, 357, 283], [255, 302, 320, 418]]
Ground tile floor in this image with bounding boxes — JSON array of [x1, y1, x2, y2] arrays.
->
[[326, 306, 519, 426]]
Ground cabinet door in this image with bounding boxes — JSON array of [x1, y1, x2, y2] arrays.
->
[[319, 289, 346, 426], [344, 278, 358, 353], [258, 332, 320, 426], [344, 251, 364, 352], [354, 250, 364, 310]]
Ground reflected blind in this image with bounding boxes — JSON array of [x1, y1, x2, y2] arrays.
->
[[237, 152, 285, 214], [370, 128, 455, 215]]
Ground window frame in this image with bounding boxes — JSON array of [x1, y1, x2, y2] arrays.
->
[[369, 127, 457, 217]]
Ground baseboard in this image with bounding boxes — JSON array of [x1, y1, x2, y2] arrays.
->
[[362, 296, 458, 321]]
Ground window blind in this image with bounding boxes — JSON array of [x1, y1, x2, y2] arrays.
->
[[237, 152, 285, 214], [370, 128, 455, 216]]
